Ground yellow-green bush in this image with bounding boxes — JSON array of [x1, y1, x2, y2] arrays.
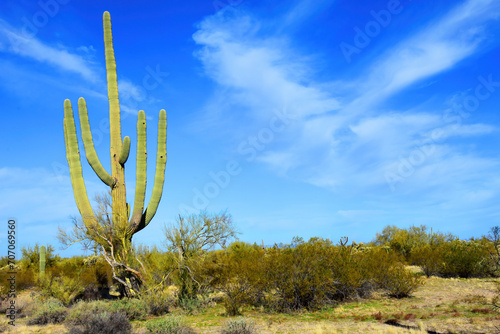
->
[[329, 239, 376, 301], [262, 237, 335, 311], [376, 262, 424, 298], [202, 242, 264, 315], [27, 297, 67, 325], [411, 244, 444, 277], [38, 256, 113, 305], [374, 225, 455, 262], [0, 267, 36, 297], [440, 239, 494, 278]]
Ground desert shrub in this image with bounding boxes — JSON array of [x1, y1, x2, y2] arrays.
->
[[38, 256, 113, 305], [377, 263, 424, 298], [411, 244, 444, 277], [178, 297, 205, 315], [0, 267, 36, 297], [262, 237, 335, 311], [20, 244, 60, 271], [66, 300, 113, 325], [136, 245, 177, 289], [140, 289, 171, 316], [328, 239, 374, 301], [203, 242, 264, 315], [66, 311, 131, 334], [440, 239, 493, 278], [27, 297, 67, 325], [67, 298, 146, 322], [374, 225, 455, 262], [38, 271, 86, 305], [145, 315, 195, 334], [109, 297, 148, 320], [0, 292, 36, 318], [221, 317, 256, 334]]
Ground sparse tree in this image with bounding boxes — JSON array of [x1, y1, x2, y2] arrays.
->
[[164, 210, 238, 301], [58, 192, 145, 297]]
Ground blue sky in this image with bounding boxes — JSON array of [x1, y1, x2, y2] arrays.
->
[[1, 0, 500, 257]]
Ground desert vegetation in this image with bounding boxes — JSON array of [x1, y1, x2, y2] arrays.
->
[[2, 224, 500, 333]]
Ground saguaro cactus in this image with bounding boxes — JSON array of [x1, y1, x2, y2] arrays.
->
[[63, 11, 167, 290], [39, 245, 46, 278]]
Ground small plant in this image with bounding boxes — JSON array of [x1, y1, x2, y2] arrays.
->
[[67, 311, 131, 334], [27, 297, 67, 325], [145, 315, 195, 334], [221, 317, 256, 334]]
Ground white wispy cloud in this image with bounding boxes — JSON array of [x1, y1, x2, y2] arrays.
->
[[193, 12, 341, 123], [193, 0, 500, 207], [0, 17, 152, 118], [0, 19, 99, 82]]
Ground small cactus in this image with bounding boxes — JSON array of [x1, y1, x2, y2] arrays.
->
[[39, 245, 46, 277]]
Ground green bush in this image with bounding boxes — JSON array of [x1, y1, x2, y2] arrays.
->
[[374, 225, 455, 262], [202, 242, 264, 315], [411, 244, 444, 277], [329, 240, 374, 301], [140, 289, 171, 316], [145, 315, 195, 334], [27, 297, 67, 325], [67, 298, 147, 322], [109, 298, 148, 321], [38, 271, 85, 306], [66, 300, 113, 325], [221, 317, 256, 334], [0, 267, 36, 297], [38, 256, 113, 305], [377, 263, 424, 298], [135, 245, 176, 289], [66, 311, 131, 334], [263, 237, 334, 311], [178, 297, 205, 315], [440, 239, 493, 278]]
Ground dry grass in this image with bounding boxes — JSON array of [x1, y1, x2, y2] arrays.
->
[[5, 274, 500, 333]]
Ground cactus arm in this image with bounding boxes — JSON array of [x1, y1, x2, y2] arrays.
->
[[130, 111, 147, 227], [64, 99, 95, 223], [144, 109, 167, 226], [39, 245, 46, 277], [119, 136, 131, 164], [78, 97, 115, 187]]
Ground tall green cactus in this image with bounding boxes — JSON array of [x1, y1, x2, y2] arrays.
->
[[63, 11, 167, 247], [39, 245, 46, 278]]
